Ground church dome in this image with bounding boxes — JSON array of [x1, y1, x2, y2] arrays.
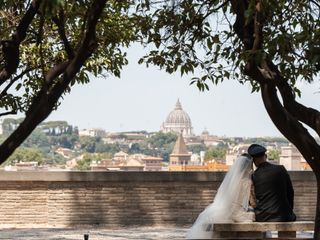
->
[[165, 100, 192, 126], [161, 99, 193, 137]]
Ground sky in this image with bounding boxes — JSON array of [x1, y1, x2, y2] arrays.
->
[[47, 45, 320, 138]]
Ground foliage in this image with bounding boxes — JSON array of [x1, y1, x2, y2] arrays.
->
[[1, 118, 24, 135], [75, 154, 93, 170], [44, 151, 68, 166], [95, 142, 120, 154], [147, 132, 177, 148], [146, 132, 177, 161], [79, 136, 97, 153], [0, 1, 137, 115], [23, 121, 79, 151], [187, 144, 206, 154], [123, 132, 177, 161], [242, 137, 289, 145], [75, 153, 111, 170], [5, 147, 43, 165], [79, 136, 120, 154], [135, 1, 320, 235], [267, 148, 281, 161], [0, 0, 146, 163], [136, 0, 320, 92], [0, 118, 78, 165], [129, 142, 143, 154], [204, 146, 227, 161]]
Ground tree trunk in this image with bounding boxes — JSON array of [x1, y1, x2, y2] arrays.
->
[[314, 177, 320, 239], [230, 0, 320, 237], [259, 81, 320, 239]]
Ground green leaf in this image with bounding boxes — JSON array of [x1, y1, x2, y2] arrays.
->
[[16, 83, 22, 91]]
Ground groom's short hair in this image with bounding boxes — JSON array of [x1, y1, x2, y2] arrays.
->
[[248, 144, 266, 158]]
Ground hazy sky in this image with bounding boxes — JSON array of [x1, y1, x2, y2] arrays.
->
[[48, 45, 320, 138]]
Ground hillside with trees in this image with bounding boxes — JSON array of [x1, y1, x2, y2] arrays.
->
[[0, 119, 180, 166], [0, 118, 290, 169]]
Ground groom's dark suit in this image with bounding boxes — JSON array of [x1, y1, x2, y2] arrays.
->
[[252, 162, 296, 222]]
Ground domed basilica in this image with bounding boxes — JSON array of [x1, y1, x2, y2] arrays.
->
[[160, 99, 193, 137]]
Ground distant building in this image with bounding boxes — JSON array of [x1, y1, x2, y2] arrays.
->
[[225, 144, 251, 165], [113, 151, 128, 165], [119, 159, 144, 171], [176, 161, 229, 171], [79, 128, 106, 137], [190, 153, 201, 165], [200, 129, 222, 146], [169, 133, 191, 169], [142, 156, 163, 171], [15, 161, 38, 171], [279, 144, 307, 170], [161, 99, 193, 137], [55, 147, 74, 159]]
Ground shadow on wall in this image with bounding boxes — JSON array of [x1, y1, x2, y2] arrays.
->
[[46, 172, 221, 227], [48, 172, 157, 227], [44, 171, 318, 227]]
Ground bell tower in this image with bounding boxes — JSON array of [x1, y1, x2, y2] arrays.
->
[[169, 132, 191, 166]]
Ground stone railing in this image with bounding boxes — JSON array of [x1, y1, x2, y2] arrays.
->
[[0, 171, 316, 228]]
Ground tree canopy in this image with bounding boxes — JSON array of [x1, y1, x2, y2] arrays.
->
[[136, 0, 319, 90], [6, 147, 43, 165], [0, 0, 139, 161], [135, 0, 320, 235]]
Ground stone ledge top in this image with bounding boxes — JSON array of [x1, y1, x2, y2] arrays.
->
[[213, 221, 315, 232], [0, 171, 315, 182]]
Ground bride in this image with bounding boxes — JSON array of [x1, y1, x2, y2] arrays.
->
[[187, 154, 255, 239]]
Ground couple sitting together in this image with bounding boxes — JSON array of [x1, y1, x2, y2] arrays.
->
[[187, 144, 296, 239]]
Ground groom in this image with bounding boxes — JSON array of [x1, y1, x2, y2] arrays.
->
[[248, 144, 296, 222]]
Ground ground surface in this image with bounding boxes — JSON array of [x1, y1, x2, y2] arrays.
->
[[0, 227, 188, 240], [0, 227, 314, 240]]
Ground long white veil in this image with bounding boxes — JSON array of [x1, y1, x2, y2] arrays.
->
[[187, 155, 253, 239]]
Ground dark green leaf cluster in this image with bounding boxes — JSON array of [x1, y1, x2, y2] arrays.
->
[[135, 0, 244, 91], [0, 0, 138, 116], [261, 0, 320, 86], [79, 136, 121, 154], [127, 132, 177, 161], [135, 0, 320, 93]]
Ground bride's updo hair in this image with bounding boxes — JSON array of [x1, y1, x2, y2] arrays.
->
[[238, 153, 253, 173], [240, 153, 252, 159]]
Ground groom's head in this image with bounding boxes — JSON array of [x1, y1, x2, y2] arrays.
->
[[248, 144, 267, 167]]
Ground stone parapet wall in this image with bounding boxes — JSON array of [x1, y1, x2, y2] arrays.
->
[[0, 171, 316, 228]]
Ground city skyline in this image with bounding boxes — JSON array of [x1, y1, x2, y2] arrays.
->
[[47, 44, 320, 138]]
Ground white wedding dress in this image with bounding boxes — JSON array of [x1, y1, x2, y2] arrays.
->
[[187, 155, 255, 239]]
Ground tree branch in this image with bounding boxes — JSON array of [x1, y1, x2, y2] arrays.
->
[[0, 0, 107, 164], [231, 0, 320, 170], [0, 0, 41, 85], [231, 0, 254, 50], [260, 82, 320, 173], [252, 1, 263, 52], [267, 62, 320, 137], [0, 110, 17, 117], [52, 10, 75, 59], [0, 68, 34, 98]]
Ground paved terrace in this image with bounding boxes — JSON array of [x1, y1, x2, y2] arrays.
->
[[0, 227, 188, 240], [0, 227, 314, 239]]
